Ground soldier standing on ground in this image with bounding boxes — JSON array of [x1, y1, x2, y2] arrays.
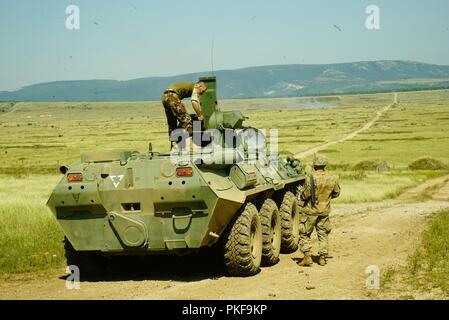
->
[[297, 154, 341, 267], [161, 81, 208, 148]]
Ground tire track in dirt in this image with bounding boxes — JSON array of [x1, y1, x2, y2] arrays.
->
[[295, 93, 397, 159], [398, 174, 449, 200], [432, 179, 449, 201]]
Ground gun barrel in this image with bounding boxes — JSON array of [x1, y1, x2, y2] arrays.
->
[[310, 175, 317, 205]]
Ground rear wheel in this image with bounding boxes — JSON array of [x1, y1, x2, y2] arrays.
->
[[259, 199, 281, 266], [64, 237, 105, 277], [223, 203, 262, 277], [280, 192, 300, 253]]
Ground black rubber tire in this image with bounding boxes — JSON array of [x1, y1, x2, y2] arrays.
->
[[223, 203, 262, 277], [280, 192, 300, 253], [64, 237, 105, 278], [259, 199, 281, 266]]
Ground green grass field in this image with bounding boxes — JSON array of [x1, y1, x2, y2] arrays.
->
[[0, 89, 449, 275], [0, 175, 64, 274], [334, 170, 445, 203], [407, 209, 449, 294]]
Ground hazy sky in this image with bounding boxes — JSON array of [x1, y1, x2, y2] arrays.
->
[[1, 0, 449, 91]]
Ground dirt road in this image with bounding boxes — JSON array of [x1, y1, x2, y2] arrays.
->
[[1, 177, 448, 300], [398, 174, 449, 200], [295, 93, 397, 158]]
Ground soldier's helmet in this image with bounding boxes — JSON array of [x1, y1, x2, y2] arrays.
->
[[313, 154, 328, 166]]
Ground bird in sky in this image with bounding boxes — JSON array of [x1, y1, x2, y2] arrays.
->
[[333, 24, 342, 32]]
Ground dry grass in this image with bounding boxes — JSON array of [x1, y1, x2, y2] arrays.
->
[[407, 210, 449, 294], [0, 175, 64, 274]]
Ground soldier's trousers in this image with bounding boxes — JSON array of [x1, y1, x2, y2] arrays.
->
[[161, 92, 193, 137], [299, 214, 332, 256]]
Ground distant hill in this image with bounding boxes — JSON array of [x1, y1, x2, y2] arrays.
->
[[1, 60, 449, 101]]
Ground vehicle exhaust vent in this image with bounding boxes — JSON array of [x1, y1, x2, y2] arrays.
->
[[56, 204, 107, 218], [121, 203, 141, 212]]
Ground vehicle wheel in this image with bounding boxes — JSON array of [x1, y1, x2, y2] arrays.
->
[[280, 191, 300, 253], [223, 203, 262, 277], [259, 199, 281, 266], [64, 237, 105, 277]]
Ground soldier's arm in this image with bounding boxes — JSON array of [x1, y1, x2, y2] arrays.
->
[[191, 88, 204, 121], [332, 180, 341, 198], [301, 176, 311, 201]]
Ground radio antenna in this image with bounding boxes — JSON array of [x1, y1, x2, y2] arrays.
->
[[210, 35, 215, 75]]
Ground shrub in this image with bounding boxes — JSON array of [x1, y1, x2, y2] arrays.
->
[[408, 157, 446, 170], [352, 160, 380, 171], [338, 170, 367, 180]]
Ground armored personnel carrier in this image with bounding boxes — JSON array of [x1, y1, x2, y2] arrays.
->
[[47, 77, 305, 277]]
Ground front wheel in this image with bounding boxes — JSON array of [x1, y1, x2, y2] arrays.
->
[[223, 203, 262, 277], [64, 237, 106, 278]]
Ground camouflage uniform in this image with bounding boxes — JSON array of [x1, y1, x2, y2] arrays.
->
[[298, 155, 340, 265], [162, 82, 201, 137]]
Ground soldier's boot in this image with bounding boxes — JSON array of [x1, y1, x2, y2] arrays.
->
[[297, 252, 313, 267], [318, 255, 327, 266]]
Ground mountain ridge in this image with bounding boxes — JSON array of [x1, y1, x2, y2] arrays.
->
[[1, 60, 449, 101]]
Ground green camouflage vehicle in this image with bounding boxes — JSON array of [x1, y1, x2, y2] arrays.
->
[[47, 77, 305, 277]]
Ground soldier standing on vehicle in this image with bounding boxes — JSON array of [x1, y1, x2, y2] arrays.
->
[[297, 154, 341, 267], [161, 81, 208, 148]]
